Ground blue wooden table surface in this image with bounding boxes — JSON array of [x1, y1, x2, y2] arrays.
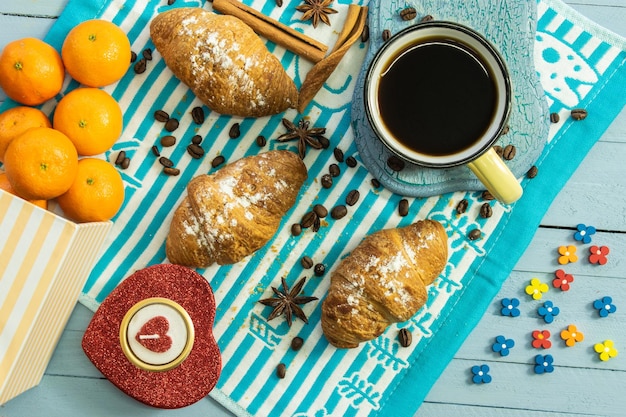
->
[[1, 1, 625, 416]]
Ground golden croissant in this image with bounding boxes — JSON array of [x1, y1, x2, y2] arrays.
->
[[321, 220, 448, 348], [166, 150, 307, 268], [150, 8, 298, 117]]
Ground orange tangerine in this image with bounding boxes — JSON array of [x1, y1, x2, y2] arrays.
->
[[0, 171, 47, 209], [0, 106, 52, 162]]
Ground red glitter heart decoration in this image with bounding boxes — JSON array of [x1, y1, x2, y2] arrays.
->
[[135, 316, 172, 353]]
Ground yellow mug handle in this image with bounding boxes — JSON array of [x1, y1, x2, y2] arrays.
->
[[466, 147, 523, 204]]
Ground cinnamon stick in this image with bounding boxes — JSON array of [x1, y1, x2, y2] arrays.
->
[[213, 0, 328, 63]]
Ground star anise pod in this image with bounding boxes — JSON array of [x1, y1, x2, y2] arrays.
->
[[276, 118, 328, 159], [295, 0, 338, 28], [258, 277, 318, 327]]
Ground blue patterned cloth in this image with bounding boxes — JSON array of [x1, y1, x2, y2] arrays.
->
[[8, 0, 625, 415]]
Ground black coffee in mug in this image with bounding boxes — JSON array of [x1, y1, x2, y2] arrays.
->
[[377, 38, 497, 156]]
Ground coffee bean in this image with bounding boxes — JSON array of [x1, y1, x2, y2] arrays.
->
[[456, 199, 468, 214], [256, 135, 267, 147], [468, 229, 482, 240], [191, 106, 205, 124], [321, 174, 333, 189], [159, 156, 174, 168], [130, 51, 137, 63], [160, 135, 176, 147], [312, 215, 321, 232], [333, 147, 344, 163], [276, 363, 286, 379], [313, 204, 328, 218], [493, 145, 503, 158], [398, 198, 409, 216], [229, 123, 241, 138], [291, 336, 304, 351], [400, 7, 417, 21], [501, 124, 510, 135], [387, 155, 405, 172], [151, 145, 160, 157], [167, 0, 176, 5], [527, 165, 538, 179], [300, 211, 318, 229], [331, 205, 347, 220], [346, 156, 357, 168], [420, 14, 434, 22], [120, 157, 131, 170], [115, 150, 126, 166], [550, 112, 560, 123], [142, 48, 153, 60], [300, 256, 314, 269], [191, 134, 202, 145], [187, 143, 205, 159], [502, 144, 516, 160], [398, 328, 412, 347], [482, 190, 495, 201], [154, 110, 169, 122], [371, 178, 381, 188], [329, 163, 340, 177], [164, 117, 179, 132], [346, 189, 360, 206], [382, 29, 391, 42], [291, 223, 302, 236], [211, 155, 225, 168], [318, 136, 330, 149], [361, 24, 370, 43], [314, 263, 326, 276], [134, 58, 147, 74], [275, 0, 283, 6], [479, 202, 493, 218], [571, 108, 588, 121], [163, 167, 180, 176]]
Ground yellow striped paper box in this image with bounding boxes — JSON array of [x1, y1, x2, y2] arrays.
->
[[0, 190, 111, 405]]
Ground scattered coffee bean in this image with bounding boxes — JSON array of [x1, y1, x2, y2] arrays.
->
[[398, 198, 409, 216], [318, 136, 330, 149], [527, 165, 539, 179], [400, 7, 417, 21], [134, 58, 147, 74], [151, 145, 160, 157], [329, 163, 340, 177], [571, 108, 588, 121], [164, 117, 179, 132], [371, 178, 381, 188], [321, 174, 333, 189], [154, 109, 170, 122], [120, 157, 131, 170], [163, 167, 180, 176], [479, 202, 493, 218], [160, 135, 176, 147], [191, 106, 205, 124], [187, 143, 205, 159], [313, 263, 326, 276], [346, 189, 360, 206], [159, 156, 174, 168], [333, 147, 344, 163], [331, 205, 347, 220], [291, 336, 304, 351], [229, 122, 241, 138], [346, 156, 357, 168], [313, 204, 328, 218], [276, 363, 286, 379], [482, 190, 495, 201], [502, 144, 516, 160], [167, 0, 176, 5], [468, 228, 482, 240], [300, 211, 318, 229], [142, 48, 153, 61], [291, 223, 302, 236], [300, 256, 314, 269], [420, 14, 434, 22], [130, 51, 137, 63], [256, 135, 267, 147], [456, 198, 468, 214], [550, 112, 560, 123], [275, 0, 283, 6], [115, 150, 126, 166], [312, 215, 321, 232], [211, 155, 225, 168], [493, 145, 503, 158], [501, 124, 510, 135], [387, 155, 405, 172], [191, 134, 202, 145], [398, 328, 412, 347], [382, 29, 391, 42], [361, 24, 370, 43]]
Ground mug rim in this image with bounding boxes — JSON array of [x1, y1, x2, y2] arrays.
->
[[364, 21, 512, 168]]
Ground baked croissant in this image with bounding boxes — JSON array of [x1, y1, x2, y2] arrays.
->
[[150, 8, 299, 117], [321, 220, 448, 348], [166, 150, 307, 268]]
